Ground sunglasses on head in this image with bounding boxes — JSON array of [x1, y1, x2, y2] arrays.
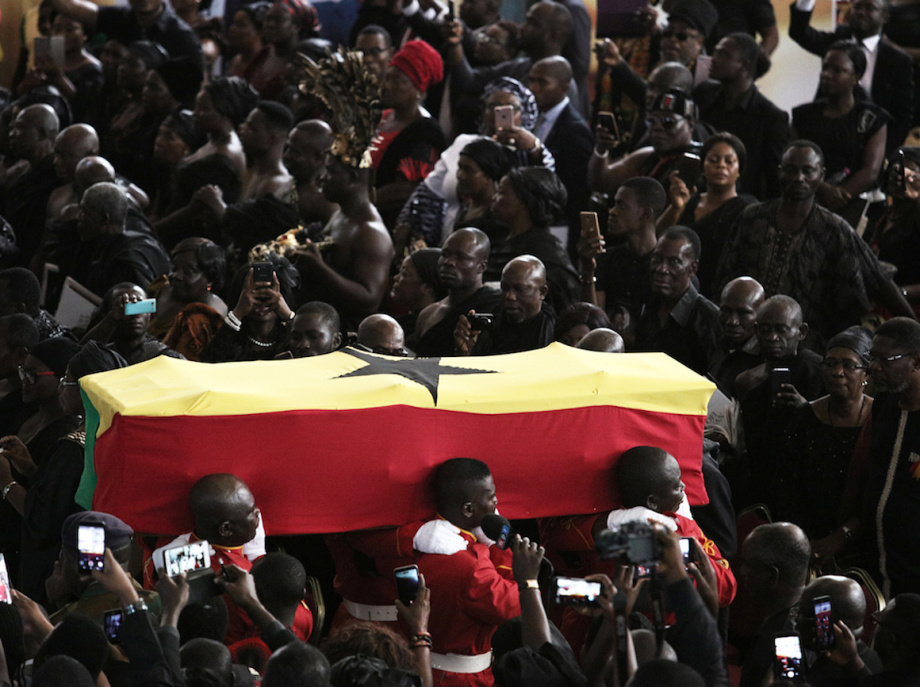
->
[[645, 114, 684, 130]]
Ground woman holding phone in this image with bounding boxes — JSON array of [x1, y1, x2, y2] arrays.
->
[[656, 132, 755, 297]]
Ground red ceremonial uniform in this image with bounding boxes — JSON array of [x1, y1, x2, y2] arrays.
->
[[416, 526, 520, 687], [540, 511, 736, 651], [326, 524, 420, 637]]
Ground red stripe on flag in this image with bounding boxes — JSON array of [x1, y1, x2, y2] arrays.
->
[[92, 405, 707, 535]]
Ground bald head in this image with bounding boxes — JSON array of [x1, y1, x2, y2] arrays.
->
[[533, 55, 572, 82], [719, 277, 765, 347], [800, 576, 866, 632], [189, 473, 260, 546], [54, 124, 100, 182], [501, 255, 548, 323], [356, 313, 406, 356], [74, 157, 116, 196], [743, 522, 811, 591], [10, 104, 59, 161], [576, 328, 625, 353], [755, 295, 807, 361], [646, 62, 693, 109], [439, 228, 490, 292]]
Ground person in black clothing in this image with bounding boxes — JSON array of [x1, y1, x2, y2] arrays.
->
[[634, 226, 721, 373], [415, 228, 500, 357], [455, 255, 554, 356], [694, 32, 789, 200]]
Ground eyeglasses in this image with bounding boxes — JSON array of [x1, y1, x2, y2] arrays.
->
[[645, 114, 684, 130], [867, 352, 915, 364], [662, 30, 692, 41], [821, 359, 867, 372], [17, 366, 56, 385], [59, 377, 80, 387]]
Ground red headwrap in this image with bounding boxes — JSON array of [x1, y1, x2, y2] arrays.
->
[[388, 40, 443, 94], [273, 0, 319, 35]]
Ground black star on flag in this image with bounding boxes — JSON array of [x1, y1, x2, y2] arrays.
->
[[337, 348, 497, 405]]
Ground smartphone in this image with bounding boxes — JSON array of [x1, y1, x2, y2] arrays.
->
[[78, 523, 106, 574], [34, 35, 65, 67], [157, 541, 211, 578], [447, 0, 455, 19], [104, 609, 123, 644], [252, 261, 274, 283], [814, 595, 835, 651], [394, 564, 420, 606], [552, 576, 602, 607], [124, 298, 157, 316], [494, 105, 514, 131], [897, 149, 907, 193], [467, 313, 493, 330], [580, 211, 603, 243], [771, 367, 792, 397], [679, 537, 694, 565], [773, 633, 805, 681], [596, 111, 620, 140], [0, 554, 11, 604], [676, 152, 701, 188]]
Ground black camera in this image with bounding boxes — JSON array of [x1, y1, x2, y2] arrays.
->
[[595, 521, 661, 567]]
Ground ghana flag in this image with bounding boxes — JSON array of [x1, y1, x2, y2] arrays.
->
[[76, 344, 715, 536]]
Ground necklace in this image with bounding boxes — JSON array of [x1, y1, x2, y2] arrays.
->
[[828, 395, 867, 427], [247, 336, 274, 348]]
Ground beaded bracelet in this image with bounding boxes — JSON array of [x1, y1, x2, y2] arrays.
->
[[410, 632, 432, 649]]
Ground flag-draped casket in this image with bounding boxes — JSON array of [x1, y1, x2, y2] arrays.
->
[[76, 344, 715, 535]]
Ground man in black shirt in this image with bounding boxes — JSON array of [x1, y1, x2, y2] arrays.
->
[[635, 226, 720, 374]]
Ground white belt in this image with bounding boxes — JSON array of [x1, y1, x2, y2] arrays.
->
[[343, 599, 398, 622], [430, 652, 492, 673]]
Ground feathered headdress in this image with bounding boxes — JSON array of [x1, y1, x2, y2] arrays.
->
[[293, 48, 382, 168]]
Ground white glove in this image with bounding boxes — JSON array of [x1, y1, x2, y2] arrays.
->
[[413, 519, 469, 555], [472, 526, 495, 547], [606, 507, 677, 532]]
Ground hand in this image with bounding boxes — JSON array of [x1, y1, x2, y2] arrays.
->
[[447, 19, 463, 45], [292, 240, 324, 268], [155, 568, 190, 625], [613, 565, 646, 617], [774, 383, 807, 409], [109, 288, 144, 323], [687, 539, 719, 618], [577, 228, 605, 273], [91, 549, 140, 605], [413, 519, 468, 555], [215, 563, 260, 610], [452, 312, 480, 355], [254, 273, 293, 320], [511, 535, 545, 583], [667, 170, 693, 211], [825, 620, 862, 669], [594, 127, 620, 156], [635, 5, 658, 30], [584, 573, 618, 620], [33, 54, 63, 81], [493, 125, 537, 151], [818, 182, 851, 211], [650, 525, 688, 584], [594, 39, 623, 68], [192, 185, 226, 217], [0, 455, 12, 486], [11, 589, 55, 642], [396, 573, 430, 635]]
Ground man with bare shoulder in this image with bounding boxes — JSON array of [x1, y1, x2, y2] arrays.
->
[[294, 153, 394, 330], [415, 228, 500, 357], [283, 120, 338, 226]]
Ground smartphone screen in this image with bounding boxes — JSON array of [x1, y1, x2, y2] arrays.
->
[[774, 633, 804, 681], [814, 595, 835, 650], [679, 537, 693, 565], [78, 524, 106, 573], [164, 541, 211, 577], [394, 565, 419, 606], [104, 609, 123, 644], [553, 577, 601, 606], [770, 367, 792, 396], [0, 554, 11, 604]]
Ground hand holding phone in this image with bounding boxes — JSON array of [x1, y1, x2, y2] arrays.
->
[[78, 523, 106, 574], [814, 595, 835, 650], [494, 105, 514, 131], [395, 565, 420, 606]]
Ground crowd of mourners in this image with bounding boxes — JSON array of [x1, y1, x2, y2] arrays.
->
[[4, 0, 920, 682]]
